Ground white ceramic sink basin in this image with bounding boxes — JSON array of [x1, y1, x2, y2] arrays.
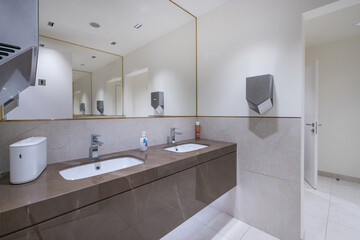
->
[[164, 143, 208, 153], [59, 157, 144, 180]]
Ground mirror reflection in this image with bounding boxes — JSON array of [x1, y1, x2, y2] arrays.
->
[[4, 0, 196, 120], [72, 70, 92, 116], [41, 36, 124, 117]]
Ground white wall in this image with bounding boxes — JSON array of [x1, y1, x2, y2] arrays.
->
[[73, 73, 92, 115], [124, 71, 149, 117], [198, 0, 336, 117], [196, 0, 336, 239], [7, 48, 72, 120], [124, 21, 196, 116], [105, 80, 122, 115], [306, 36, 360, 178], [92, 59, 122, 115]]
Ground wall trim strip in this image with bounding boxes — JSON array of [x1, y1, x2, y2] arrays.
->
[[0, 116, 196, 122], [199, 116, 302, 119]]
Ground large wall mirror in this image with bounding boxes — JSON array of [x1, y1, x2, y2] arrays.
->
[[3, 0, 196, 120]]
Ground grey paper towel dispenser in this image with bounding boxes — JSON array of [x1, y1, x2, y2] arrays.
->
[[80, 103, 86, 114], [246, 74, 273, 114], [97, 101, 104, 114], [151, 91, 164, 114]]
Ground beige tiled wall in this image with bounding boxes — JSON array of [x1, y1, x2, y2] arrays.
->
[[199, 117, 301, 240], [0, 116, 302, 240], [0, 117, 196, 173]]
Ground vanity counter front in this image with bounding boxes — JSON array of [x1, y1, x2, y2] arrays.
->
[[0, 139, 236, 239]]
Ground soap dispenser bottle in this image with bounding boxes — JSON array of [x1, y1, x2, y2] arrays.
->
[[140, 131, 148, 152], [195, 120, 200, 139]]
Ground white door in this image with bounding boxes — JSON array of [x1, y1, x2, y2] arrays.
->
[[304, 60, 319, 189]]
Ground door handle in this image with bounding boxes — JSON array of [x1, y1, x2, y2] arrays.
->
[[306, 123, 314, 127]]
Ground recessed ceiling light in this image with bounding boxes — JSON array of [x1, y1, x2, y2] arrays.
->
[[90, 22, 100, 28], [134, 24, 142, 29], [91, 56, 96, 59], [110, 42, 117, 45], [39, 43, 45, 47], [355, 22, 360, 27], [48, 21, 54, 27]]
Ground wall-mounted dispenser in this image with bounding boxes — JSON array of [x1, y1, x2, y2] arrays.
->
[[246, 74, 274, 114], [97, 101, 104, 114], [10, 137, 47, 184], [0, 0, 39, 106], [80, 103, 85, 114], [151, 91, 164, 114]]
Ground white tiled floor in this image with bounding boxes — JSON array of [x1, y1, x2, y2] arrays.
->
[[161, 206, 279, 240], [162, 176, 360, 240], [304, 176, 360, 240]]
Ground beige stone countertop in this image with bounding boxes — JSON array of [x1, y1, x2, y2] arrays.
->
[[0, 139, 236, 237]]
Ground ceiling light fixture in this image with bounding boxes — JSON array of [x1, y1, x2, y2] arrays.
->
[[90, 22, 100, 28], [355, 22, 360, 27], [111, 42, 117, 45], [48, 21, 54, 27], [134, 24, 142, 29]]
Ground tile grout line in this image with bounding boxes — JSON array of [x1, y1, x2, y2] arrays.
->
[[324, 177, 333, 240], [193, 215, 225, 235], [192, 210, 253, 240], [193, 218, 230, 240], [240, 226, 251, 239], [241, 168, 301, 185]]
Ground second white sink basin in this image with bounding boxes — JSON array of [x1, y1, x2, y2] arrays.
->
[[164, 143, 208, 153], [59, 156, 144, 180]]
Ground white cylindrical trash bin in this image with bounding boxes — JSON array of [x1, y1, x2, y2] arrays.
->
[[9, 137, 47, 184]]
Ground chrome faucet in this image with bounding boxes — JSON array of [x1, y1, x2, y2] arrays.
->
[[168, 128, 182, 144], [89, 134, 104, 160]]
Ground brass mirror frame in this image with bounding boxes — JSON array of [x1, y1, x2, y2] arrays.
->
[[0, 0, 198, 121]]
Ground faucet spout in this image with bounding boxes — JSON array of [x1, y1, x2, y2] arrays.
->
[[168, 128, 182, 145], [89, 134, 103, 160]]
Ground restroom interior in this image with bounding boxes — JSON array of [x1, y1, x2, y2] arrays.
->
[[303, 2, 360, 239], [0, 0, 359, 239]]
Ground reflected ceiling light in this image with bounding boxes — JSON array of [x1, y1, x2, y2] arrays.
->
[[111, 42, 117, 45], [134, 24, 142, 29], [48, 21, 54, 27], [91, 56, 96, 59], [90, 22, 100, 28]]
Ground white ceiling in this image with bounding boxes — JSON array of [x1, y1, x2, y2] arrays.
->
[[39, 36, 121, 73], [305, 4, 360, 47], [39, 0, 195, 56], [172, 0, 231, 16]]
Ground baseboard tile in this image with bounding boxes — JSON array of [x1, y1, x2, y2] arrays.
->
[[318, 170, 360, 184]]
